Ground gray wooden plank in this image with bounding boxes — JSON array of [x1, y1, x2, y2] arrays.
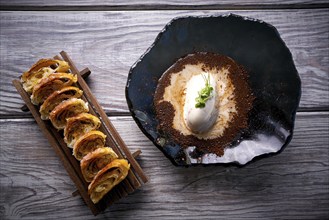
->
[[0, 9, 328, 116], [0, 112, 328, 219], [0, 0, 328, 7]]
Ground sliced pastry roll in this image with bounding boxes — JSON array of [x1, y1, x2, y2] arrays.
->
[[31, 73, 77, 105], [88, 159, 130, 204], [81, 147, 118, 182], [49, 98, 89, 130], [73, 130, 107, 161], [64, 113, 101, 148], [40, 86, 83, 120], [21, 59, 70, 93], [21, 67, 54, 93]]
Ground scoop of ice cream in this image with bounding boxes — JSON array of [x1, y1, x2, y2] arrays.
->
[[183, 72, 218, 134]]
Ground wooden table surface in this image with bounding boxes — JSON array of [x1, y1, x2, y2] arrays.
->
[[0, 1, 328, 219]]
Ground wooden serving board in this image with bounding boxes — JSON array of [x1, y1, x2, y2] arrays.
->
[[12, 51, 148, 216]]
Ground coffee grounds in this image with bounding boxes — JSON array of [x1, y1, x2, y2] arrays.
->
[[154, 52, 254, 156]]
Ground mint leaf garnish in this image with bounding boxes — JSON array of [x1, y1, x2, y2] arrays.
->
[[195, 73, 214, 108]]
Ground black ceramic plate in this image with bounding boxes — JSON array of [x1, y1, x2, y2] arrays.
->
[[126, 14, 301, 166]]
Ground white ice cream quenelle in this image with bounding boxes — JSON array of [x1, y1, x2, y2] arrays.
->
[[183, 72, 218, 134]]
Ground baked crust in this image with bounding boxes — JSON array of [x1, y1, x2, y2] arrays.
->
[[73, 130, 107, 161], [64, 113, 101, 148], [81, 147, 118, 182], [21, 58, 70, 93], [49, 98, 89, 130], [40, 86, 83, 120], [88, 159, 130, 204], [31, 72, 77, 105]]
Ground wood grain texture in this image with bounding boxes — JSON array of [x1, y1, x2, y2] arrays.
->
[[0, 9, 328, 117], [0, 112, 328, 219], [0, 0, 328, 10], [0, 0, 328, 7]]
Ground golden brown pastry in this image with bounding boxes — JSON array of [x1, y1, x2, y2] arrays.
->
[[80, 147, 118, 182], [49, 98, 89, 130], [88, 159, 130, 204], [21, 59, 70, 93], [22, 59, 70, 78], [64, 113, 101, 148], [20, 58, 132, 204], [31, 73, 77, 105], [21, 67, 54, 93], [73, 130, 107, 161], [40, 86, 83, 120]]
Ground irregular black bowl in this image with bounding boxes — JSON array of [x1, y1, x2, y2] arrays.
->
[[126, 14, 301, 166]]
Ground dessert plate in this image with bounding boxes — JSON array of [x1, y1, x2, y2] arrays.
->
[[126, 14, 301, 166]]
